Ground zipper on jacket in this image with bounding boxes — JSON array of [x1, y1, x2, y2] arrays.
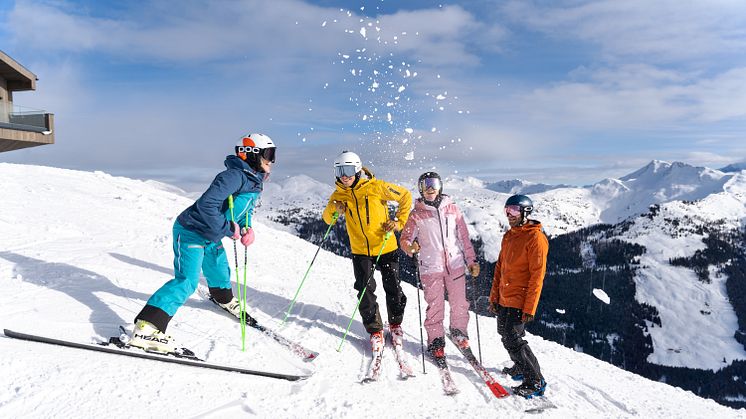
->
[[352, 188, 371, 256], [436, 207, 451, 275], [365, 196, 370, 225]]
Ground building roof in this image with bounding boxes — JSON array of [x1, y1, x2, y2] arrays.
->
[[0, 50, 37, 91]]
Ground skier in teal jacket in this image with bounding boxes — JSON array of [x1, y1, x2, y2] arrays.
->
[[129, 133, 276, 354]]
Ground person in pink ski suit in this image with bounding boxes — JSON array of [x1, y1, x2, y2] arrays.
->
[[400, 172, 480, 357]]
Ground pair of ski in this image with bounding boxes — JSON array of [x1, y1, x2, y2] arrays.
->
[[197, 285, 319, 363], [441, 333, 556, 412], [360, 326, 416, 383], [434, 333, 509, 397]]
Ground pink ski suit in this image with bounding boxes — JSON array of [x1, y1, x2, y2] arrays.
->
[[400, 195, 477, 344]]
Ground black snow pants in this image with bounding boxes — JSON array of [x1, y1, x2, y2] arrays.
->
[[497, 305, 544, 383], [352, 250, 407, 333]]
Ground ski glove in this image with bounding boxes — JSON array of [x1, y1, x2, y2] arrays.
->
[[488, 301, 499, 314], [383, 219, 398, 233], [402, 240, 420, 255], [230, 221, 241, 240], [240, 227, 255, 247], [468, 263, 480, 277], [521, 313, 535, 323]]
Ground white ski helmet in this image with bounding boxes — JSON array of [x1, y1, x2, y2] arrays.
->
[[236, 133, 276, 171], [333, 151, 362, 178]]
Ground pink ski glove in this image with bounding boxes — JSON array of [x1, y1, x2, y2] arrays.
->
[[230, 221, 241, 240], [240, 227, 255, 247]]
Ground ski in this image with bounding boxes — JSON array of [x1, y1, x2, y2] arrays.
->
[[360, 347, 384, 383], [434, 356, 459, 395], [198, 286, 319, 362], [524, 398, 557, 413], [446, 332, 509, 398], [387, 327, 415, 380], [3, 329, 309, 381]]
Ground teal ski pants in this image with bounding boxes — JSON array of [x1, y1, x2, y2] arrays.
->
[[145, 222, 232, 316]]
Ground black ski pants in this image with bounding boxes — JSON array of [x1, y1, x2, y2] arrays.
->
[[496, 305, 543, 383], [352, 250, 407, 334]]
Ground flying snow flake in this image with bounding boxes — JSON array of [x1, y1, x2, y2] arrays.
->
[[360, 27, 367, 38], [404, 151, 414, 161], [556, 309, 566, 314], [322, 21, 327, 27], [398, 86, 406, 93], [593, 289, 611, 305], [435, 94, 446, 100], [431, 127, 437, 132], [387, 113, 392, 122], [405, 128, 414, 134]]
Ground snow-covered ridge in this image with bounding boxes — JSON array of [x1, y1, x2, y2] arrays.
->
[[0, 162, 741, 417]]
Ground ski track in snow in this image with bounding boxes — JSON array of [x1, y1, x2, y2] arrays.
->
[[0, 163, 743, 418]]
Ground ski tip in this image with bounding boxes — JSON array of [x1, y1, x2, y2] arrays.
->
[[302, 353, 320, 362]]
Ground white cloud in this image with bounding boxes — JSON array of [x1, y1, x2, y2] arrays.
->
[[502, 0, 746, 64]]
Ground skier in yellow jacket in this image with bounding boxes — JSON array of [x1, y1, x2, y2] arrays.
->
[[322, 151, 412, 352]]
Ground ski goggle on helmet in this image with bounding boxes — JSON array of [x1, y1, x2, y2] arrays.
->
[[504, 205, 523, 217], [235, 133, 276, 163], [333, 151, 362, 178], [418, 177, 442, 193], [334, 165, 359, 178]]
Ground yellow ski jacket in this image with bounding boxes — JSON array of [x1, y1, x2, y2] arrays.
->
[[322, 168, 412, 257]]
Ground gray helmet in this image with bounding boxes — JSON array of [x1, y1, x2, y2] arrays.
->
[[505, 194, 533, 215]]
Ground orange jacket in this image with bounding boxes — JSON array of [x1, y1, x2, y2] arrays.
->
[[489, 220, 549, 315]]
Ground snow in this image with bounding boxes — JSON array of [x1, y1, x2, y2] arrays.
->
[[592, 289, 611, 305], [0, 163, 743, 417]]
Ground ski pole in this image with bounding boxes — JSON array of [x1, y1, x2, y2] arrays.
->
[[471, 274, 483, 364], [228, 195, 248, 351], [239, 208, 250, 351], [337, 231, 392, 352], [413, 251, 426, 374], [282, 211, 339, 324]]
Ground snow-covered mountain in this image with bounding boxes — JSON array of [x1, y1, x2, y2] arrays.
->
[[721, 161, 746, 173], [485, 179, 573, 195], [0, 162, 742, 417]]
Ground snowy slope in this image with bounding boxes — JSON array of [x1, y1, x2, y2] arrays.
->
[[620, 171, 746, 370], [0, 163, 741, 417]]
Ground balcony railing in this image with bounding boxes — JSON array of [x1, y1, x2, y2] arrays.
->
[[0, 103, 52, 133]]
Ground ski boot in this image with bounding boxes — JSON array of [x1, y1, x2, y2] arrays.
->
[[512, 378, 546, 399], [449, 327, 470, 350], [129, 320, 180, 354], [389, 323, 404, 347], [370, 330, 385, 352], [428, 337, 447, 369]]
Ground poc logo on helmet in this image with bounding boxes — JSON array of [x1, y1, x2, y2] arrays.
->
[[236, 146, 261, 154]]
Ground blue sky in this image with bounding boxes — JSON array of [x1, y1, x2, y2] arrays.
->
[[2, 0, 746, 192]]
